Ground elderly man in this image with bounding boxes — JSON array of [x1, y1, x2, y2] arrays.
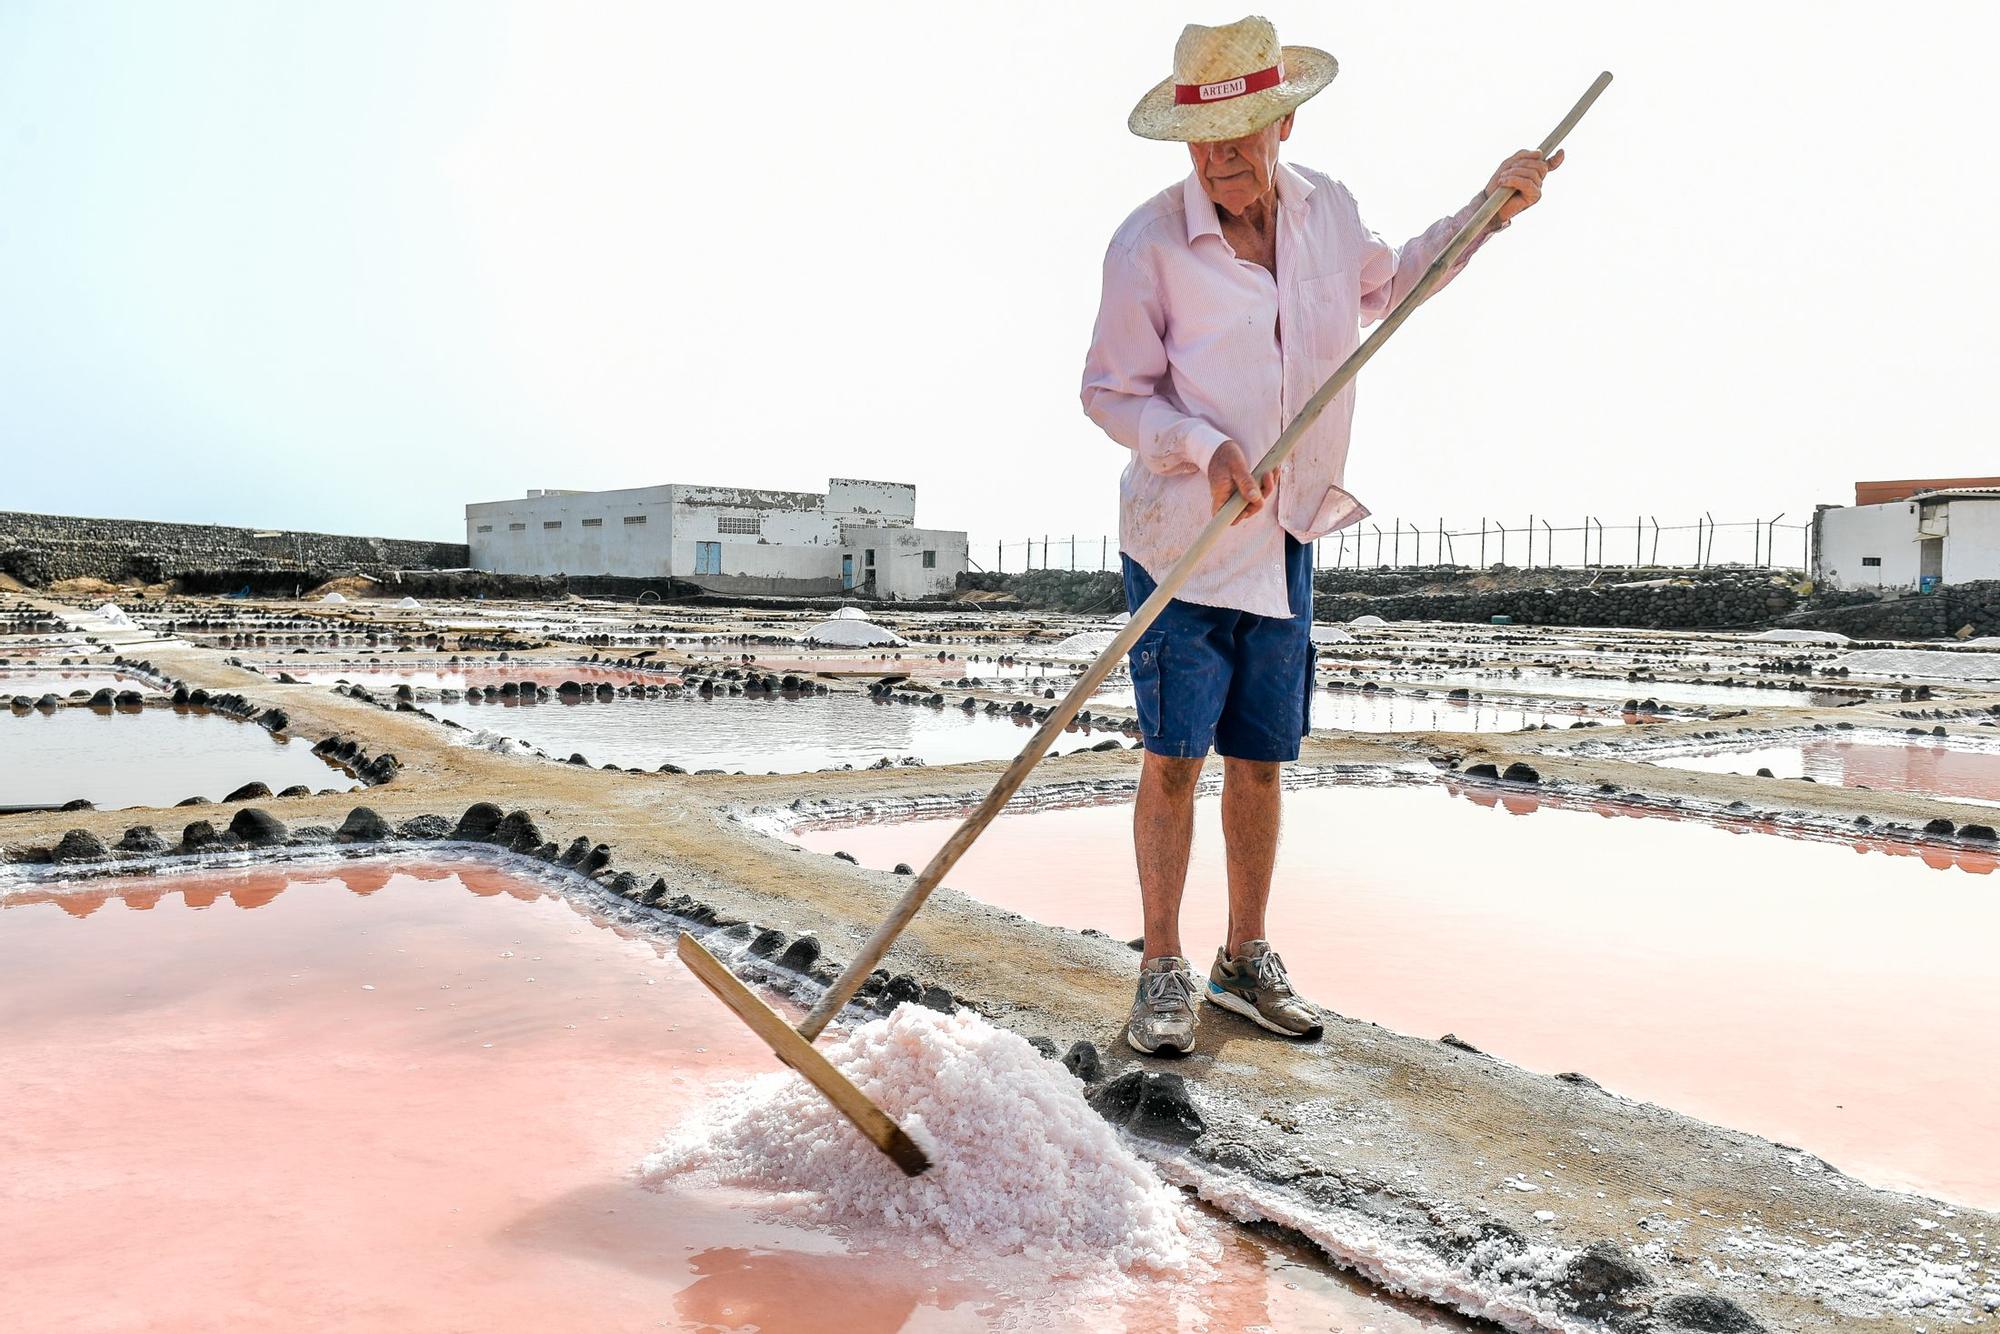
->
[[1082, 17, 1560, 1055]]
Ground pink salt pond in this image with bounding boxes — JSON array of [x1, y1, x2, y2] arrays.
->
[[795, 778, 2000, 1211], [1649, 731, 2000, 807], [0, 859, 1472, 1332]]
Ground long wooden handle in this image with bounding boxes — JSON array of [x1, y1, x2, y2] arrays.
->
[[798, 71, 1612, 1041]]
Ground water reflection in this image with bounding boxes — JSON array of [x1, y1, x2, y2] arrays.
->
[[0, 707, 358, 810]]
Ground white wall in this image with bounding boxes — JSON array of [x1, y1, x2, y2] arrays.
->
[[466, 477, 964, 594], [852, 525, 967, 598], [827, 478, 915, 525], [466, 484, 674, 576], [1942, 501, 2000, 584]]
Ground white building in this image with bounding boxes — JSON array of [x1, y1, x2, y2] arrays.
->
[[465, 477, 968, 599], [1813, 477, 2000, 590]]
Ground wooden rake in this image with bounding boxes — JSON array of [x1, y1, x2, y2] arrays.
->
[[680, 72, 1613, 1177]]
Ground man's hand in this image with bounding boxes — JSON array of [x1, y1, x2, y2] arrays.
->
[[1207, 440, 1276, 525], [1486, 148, 1563, 225]]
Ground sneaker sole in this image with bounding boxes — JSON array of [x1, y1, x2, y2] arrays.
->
[[1124, 1026, 1193, 1057], [1205, 985, 1323, 1040]]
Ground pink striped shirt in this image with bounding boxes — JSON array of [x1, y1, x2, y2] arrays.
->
[[1081, 161, 1496, 618]]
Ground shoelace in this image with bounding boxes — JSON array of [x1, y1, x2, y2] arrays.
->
[[1249, 950, 1295, 998], [1143, 967, 1197, 1012]]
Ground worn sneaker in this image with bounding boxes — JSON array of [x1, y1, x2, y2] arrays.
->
[[1126, 955, 1199, 1056], [1206, 941, 1324, 1040]]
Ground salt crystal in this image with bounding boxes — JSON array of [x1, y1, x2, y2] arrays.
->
[[643, 1006, 1204, 1273]]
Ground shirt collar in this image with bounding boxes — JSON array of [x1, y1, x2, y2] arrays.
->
[[1182, 159, 1315, 246]]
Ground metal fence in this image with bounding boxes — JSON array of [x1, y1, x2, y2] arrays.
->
[[973, 515, 1811, 574]]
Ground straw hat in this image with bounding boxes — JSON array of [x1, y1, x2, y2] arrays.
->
[[1128, 16, 1337, 143]]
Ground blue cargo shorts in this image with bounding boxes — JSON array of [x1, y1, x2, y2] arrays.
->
[[1120, 535, 1314, 762]]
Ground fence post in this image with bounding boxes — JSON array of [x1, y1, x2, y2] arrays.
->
[[1392, 521, 1401, 568], [1635, 515, 1642, 567], [1543, 519, 1554, 569], [1101, 535, 1108, 570], [1527, 515, 1534, 570], [1479, 518, 1487, 567]]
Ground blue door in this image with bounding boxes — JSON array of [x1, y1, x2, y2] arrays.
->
[[841, 555, 855, 588]]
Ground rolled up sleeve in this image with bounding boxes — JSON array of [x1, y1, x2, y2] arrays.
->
[[1081, 241, 1229, 477], [1359, 190, 1503, 327]]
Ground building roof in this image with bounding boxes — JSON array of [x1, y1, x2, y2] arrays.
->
[[1855, 476, 2000, 505], [1908, 488, 2000, 503]]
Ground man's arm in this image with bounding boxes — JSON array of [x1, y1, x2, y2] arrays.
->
[[1359, 148, 1562, 326], [1080, 240, 1230, 478]]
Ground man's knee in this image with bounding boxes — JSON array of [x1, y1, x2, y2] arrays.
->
[[1223, 757, 1281, 788], [1143, 753, 1204, 794]]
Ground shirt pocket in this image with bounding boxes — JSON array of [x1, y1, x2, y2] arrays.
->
[[1293, 274, 1359, 368]]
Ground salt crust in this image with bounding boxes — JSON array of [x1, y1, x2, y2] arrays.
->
[[1046, 629, 1118, 659], [801, 617, 909, 647], [1347, 614, 1389, 628], [642, 1006, 1207, 1276], [1836, 648, 2000, 680], [1748, 628, 1849, 644], [1310, 624, 1357, 644]]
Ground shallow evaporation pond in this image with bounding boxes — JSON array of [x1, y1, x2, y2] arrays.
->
[[1093, 683, 1618, 734], [0, 860, 1471, 1332], [1412, 670, 1861, 711], [267, 663, 659, 690], [1648, 732, 2000, 807], [0, 668, 161, 698], [795, 778, 2000, 1210], [425, 691, 1114, 772], [0, 708, 358, 810]]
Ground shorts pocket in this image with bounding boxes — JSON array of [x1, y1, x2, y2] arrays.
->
[[1130, 630, 1166, 738], [1302, 643, 1317, 736]]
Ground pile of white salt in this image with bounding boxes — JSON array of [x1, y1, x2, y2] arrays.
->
[[641, 1006, 1204, 1274]]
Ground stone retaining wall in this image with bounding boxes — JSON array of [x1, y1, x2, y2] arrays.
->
[[0, 510, 467, 586], [1779, 581, 2000, 639]]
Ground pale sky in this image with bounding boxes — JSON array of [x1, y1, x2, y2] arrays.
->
[[3, 3, 1996, 563]]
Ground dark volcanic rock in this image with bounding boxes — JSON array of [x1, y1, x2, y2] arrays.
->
[[748, 927, 787, 958], [1462, 762, 1501, 779], [776, 935, 821, 973], [336, 807, 394, 843], [1062, 1040, 1103, 1082], [1923, 817, 1958, 837], [51, 829, 110, 863], [228, 807, 287, 847], [398, 813, 451, 840], [1563, 1241, 1650, 1302], [1028, 1036, 1060, 1058], [276, 784, 313, 798], [454, 802, 505, 841], [116, 825, 168, 854], [223, 781, 273, 802], [578, 843, 611, 874], [1090, 1070, 1205, 1145], [1500, 762, 1541, 784], [879, 973, 923, 1009], [1654, 1292, 1764, 1331], [492, 809, 543, 852], [918, 984, 955, 1013], [181, 820, 221, 851], [58, 798, 93, 811]]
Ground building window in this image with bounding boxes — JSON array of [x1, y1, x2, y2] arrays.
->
[[476, 525, 493, 534], [864, 548, 875, 567], [1861, 556, 1882, 567], [623, 514, 647, 526], [695, 541, 722, 574], [716, 514, 760, 536], [922, 550, 937, 569], [508, 522, 527, 532], [581, 517, 603, 528], [543, 520, 562, 530]]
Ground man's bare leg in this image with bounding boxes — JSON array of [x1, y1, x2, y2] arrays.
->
[[1134, 752, 1204, 959], [1221, 757, 1281, 953]]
